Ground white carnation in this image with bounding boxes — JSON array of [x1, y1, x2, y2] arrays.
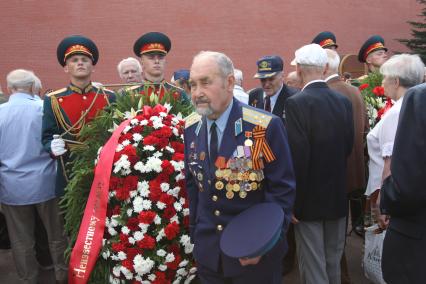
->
[[133, 133, 143, 142], [172, 127, 180, 137], [156, 201, 166, 210], [123, 125, 132, 133], [160, 183, 170, 192], [127, 209, 133, 217], [142, 199, 152, 210], [143, 145, 155, 151], [158, 264, 167, 271], [133, 196, 144, 213], [182, 208, 190, 216], [133, 255, 154, 276], [140, 119, 148, 126], [145, 156, 162, 173], [156, 229, 165, 242], [122, 139, 131, 146], [165, 146, 175, 153], [156, 249, 167, 257], [117, 251, 127, 260], [165, 253, 175, 263], [121, 226, 130, 235], [130, 118, 139, 125], [112, 265, 121, 276], [173, 202, 182, 212], [120, 266, 133, 280], [116, 144, 124, 152], [148, 274, 156, 281], [128, 237, 136, 245], [154, 215, 162, 225], [134, 231, 144, 241], [179, 260, 189, 267]]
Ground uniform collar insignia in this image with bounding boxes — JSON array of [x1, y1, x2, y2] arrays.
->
[[235, 118, 243, 136]]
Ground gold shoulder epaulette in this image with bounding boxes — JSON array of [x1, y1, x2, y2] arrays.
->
[[242, 107, 272, 128], [47, 88, 67, 97], [184, 112, 201, 129]]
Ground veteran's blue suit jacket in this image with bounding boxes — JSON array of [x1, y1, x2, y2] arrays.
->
[[184, 98, 296, 277]]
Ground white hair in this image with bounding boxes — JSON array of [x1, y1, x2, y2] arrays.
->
[[33, 74, 42, 93], [117, 57, 142, 74], [7, 69, 35, 91], [234, 68, 243, 86], [193, 51, 234, 78], [380, 54, 425, 88], [325, 49, 340, 73]]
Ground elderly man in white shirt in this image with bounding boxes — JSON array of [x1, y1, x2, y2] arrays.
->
[[233, 68, 249, 104], [0, 69, 68, 284]]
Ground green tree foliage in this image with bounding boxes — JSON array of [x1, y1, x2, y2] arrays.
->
[[398, 0, 426, 63]]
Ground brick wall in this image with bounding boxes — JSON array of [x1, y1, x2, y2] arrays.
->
[[0, 0, 420, 92]]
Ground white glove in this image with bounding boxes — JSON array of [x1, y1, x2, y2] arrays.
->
[[51, 135, 67, 156]]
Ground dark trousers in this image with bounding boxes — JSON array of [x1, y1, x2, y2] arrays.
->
[[2, 198, 68, 284], [382, 227, 426, 284], [198, 258, 282, 284]]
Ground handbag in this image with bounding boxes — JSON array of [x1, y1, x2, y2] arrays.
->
[[363, 224, 386, 284]]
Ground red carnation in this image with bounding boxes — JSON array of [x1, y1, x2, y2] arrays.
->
[[143, 135, 160, 146], [160, 194, 174, 206], [359, 83, 369, 91], [172, 152, 184, 161], [138, 211, 156, 224], [118, 132, 133, 144], [115, 186, 131, 201], [164, 222, 180, 240], [131, 125, 143, 134], [372, 86, 385, 97], [126, 247, 140, 261], [123, 175, 139, 191], [137, 235, 156, 249], [163, 206, 176, 219], [126, 217, 140, 231], [112, 242, 126, 253], [119, 233, 130, 247], [152, 271, 168, 284], [183, 215, 190, 229], [149, 180, 162, 202], [170, 141, 184, 153], [122, 145, 139, 165], [121, 259, 134, 271], [161, 160, 174, 175], [377, 98, 393, 121]]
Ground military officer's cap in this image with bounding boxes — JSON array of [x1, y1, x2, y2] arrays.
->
[[56, 35, 99, 67], [253, 56, 283, 79], [311, 31, 338, 49], [133, 32, 171, 57], [173, 69, 190, 81], [358, 35, 388, 63], [220, 203, 284, 258]]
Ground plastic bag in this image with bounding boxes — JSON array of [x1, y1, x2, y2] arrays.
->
[[363, 224, 386, 284]]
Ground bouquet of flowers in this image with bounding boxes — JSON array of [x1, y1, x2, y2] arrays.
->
[[358, 72, 393, 129], [62, 86, 195, 283], [102, 104, 196, 284]]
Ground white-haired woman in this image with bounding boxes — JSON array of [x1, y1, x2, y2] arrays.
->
[[366, 54, 425, 229]]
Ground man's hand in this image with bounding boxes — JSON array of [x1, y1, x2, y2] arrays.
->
[[51, 135, 67, 156], [291, 214, 299, 224], [377, 214, 389, 230], [239, 255, 262, 266]]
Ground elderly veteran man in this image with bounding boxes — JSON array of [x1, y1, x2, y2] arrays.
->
[[185, 51, 295, 283], [285, 44, 354, 284], [126, 32, 189, 103], [358, 35, 389, 73], [1, 69, 68, 284], [312, 31, 339, 50], [117, 57, 143, 84], [42, 35, 115, 197], [248, 56, 297, 125]]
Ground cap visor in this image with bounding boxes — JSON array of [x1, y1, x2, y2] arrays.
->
[[254, 72, 278, 79]]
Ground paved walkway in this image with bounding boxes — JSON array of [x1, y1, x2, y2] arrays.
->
[[0, 231, 370, 284]]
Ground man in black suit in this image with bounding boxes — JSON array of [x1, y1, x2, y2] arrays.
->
[[380, 83, 426, 283], [285, 44, 354, 284], [248, 56, 297, 125]]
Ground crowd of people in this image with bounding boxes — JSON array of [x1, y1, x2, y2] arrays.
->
[[0, 30, 425, 284]]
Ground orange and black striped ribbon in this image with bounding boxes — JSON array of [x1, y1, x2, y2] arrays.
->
[[252, 125, 276, 170]]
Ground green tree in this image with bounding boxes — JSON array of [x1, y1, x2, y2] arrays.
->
[[399, 0, 426, 63]]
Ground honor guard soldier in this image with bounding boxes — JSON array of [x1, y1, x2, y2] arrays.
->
[[126, 32, 189, 103], [41, 35, 115, 196], [312, 31, 338, 50], [185, 51, 295, 283], [358, 35, 389, 73]]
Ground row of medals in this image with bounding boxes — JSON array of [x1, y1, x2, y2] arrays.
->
[[214, 137, 265, 199]]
